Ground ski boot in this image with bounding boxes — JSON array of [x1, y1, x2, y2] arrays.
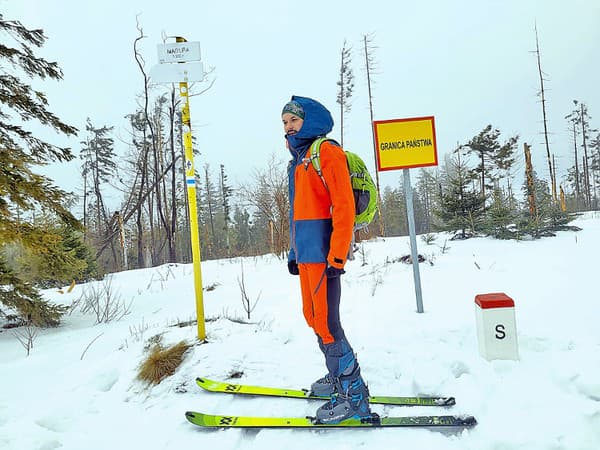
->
[[310, 373, 336, 396], [315, 365, 372, 424], [314, 337, 371, 423], [310, 336, 338, 396]]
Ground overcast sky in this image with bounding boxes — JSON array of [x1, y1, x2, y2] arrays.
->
[[3, 0, 600, 204]]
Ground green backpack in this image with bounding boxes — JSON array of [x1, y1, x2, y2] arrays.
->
[[307, 137, 378, 230]]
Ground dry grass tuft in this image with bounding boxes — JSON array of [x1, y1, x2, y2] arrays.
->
[[137, 340, 191, 385]]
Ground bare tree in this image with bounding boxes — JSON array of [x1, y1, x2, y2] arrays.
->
[[151, 95, 174, 263], [566, 101, 596, 209], [337, 39, 354, 147], [74, 278, 132, 324], [13, 325, 38, 356], [566, 112, 582, 206], [167, 87, 179, 262], [132, 21, 152, 267], [220, 164, 233, 256], [239, 154, 289, 258], [578, 102, 596, 208], [237, 260, 261, 320], [533, 25, 557, 203], [203, 164, 216, 257], [590, 132, 600, 206], [363, 33, 385, 236]]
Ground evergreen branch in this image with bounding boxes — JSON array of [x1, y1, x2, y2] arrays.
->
[[0, 16, 45, 47], [0, 75, 77, 136]]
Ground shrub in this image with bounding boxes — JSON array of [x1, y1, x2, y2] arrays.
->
[[72, 278, 131, 324], [137, 341, 191, 385]]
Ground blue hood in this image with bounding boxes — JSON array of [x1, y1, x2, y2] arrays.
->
[[285, 95, 333, 158]]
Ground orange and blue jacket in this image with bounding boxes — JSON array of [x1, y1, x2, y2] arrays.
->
[[286, 96, 355, 269]]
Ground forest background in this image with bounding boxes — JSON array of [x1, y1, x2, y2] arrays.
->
[[1, 3, 599, 326]]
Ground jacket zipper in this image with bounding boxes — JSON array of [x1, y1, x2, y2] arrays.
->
[[290, 152, 299, 258]]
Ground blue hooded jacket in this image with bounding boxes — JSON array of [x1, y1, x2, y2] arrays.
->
[[285, 96, 335, 263]]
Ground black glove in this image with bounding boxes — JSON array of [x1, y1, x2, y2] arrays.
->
[[287, 259, 299, 276], [325, 265, 345, 278]]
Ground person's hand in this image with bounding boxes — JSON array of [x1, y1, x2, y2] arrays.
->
[[287, 260, 299, 276], [325, 265, 345, 278]]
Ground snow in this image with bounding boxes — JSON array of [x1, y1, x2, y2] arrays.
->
[[1, 212, 600, 450]]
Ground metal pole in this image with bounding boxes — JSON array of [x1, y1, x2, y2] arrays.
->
[[403, 168, 424, 313], [177, 36, 206, 340]]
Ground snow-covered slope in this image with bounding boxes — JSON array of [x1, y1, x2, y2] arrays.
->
[[1, 212, 599, 450]]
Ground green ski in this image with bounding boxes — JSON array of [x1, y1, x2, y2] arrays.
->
[[185, 411, 477, 429], [195, 377, 456, 407]]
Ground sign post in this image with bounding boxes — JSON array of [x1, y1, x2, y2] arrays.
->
[[373, 116, 438, 313], [402, 167, 423, 313], [151, 37, 206, 340]]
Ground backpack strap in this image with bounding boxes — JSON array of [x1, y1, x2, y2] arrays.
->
[[304, 137, 336, 189], [305, 137, 358, 260]]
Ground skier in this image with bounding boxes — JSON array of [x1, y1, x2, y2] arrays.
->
[[282, 95, 371, 424]]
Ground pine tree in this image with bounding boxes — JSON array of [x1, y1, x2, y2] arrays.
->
[[201, 164, 218, 258], [462, 125, 518, 205], [481, 187, 519, 239], [517, 169, 568, 238], [380, 186, 405, 236], [0, 16, 79, 326], [80, 119, 116, 234], [17, 220, 96, 288], [415, 168, 440, 234], [436, 152, 485, 238], [0, 255, 67, 326], [231, 206, 251, 255]]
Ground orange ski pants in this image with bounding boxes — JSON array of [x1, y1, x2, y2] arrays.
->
[[298, 262, 344, 345]]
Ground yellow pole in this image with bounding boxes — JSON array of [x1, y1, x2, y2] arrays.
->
[[177, 36, 206, 340]]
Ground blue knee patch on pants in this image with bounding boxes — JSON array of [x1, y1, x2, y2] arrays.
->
[[323, 338, 356, 378]]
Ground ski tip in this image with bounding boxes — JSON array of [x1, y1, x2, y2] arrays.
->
[[195, 378, 208, 390], [459, 415, 477, 427], [455, 415, 477, 428], [440, 396, 456, 406]]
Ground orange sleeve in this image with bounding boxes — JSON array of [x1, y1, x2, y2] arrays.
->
[[320, 142, 355, 268]]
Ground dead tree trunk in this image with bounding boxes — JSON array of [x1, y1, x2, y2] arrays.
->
[[580, 103, 592, 208], [363, 33, 385, 236], [168, 88, 178, 263], [524, 143, 537, 220], [534, 26, 557, 203], [571, 123, 581, 205]]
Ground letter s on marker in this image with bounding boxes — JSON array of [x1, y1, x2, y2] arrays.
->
[[495, 324, 506, 339]]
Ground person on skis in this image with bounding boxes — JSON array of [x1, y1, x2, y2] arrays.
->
[[282, 95, 371, 424]]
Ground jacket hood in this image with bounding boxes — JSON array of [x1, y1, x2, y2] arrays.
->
[[285, 95, 333, 156]]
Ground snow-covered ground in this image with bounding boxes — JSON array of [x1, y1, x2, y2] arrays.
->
[[1, 212, 599, 450]]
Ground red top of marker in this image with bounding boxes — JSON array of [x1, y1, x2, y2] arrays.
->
[[475, 293, 514, 309]]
